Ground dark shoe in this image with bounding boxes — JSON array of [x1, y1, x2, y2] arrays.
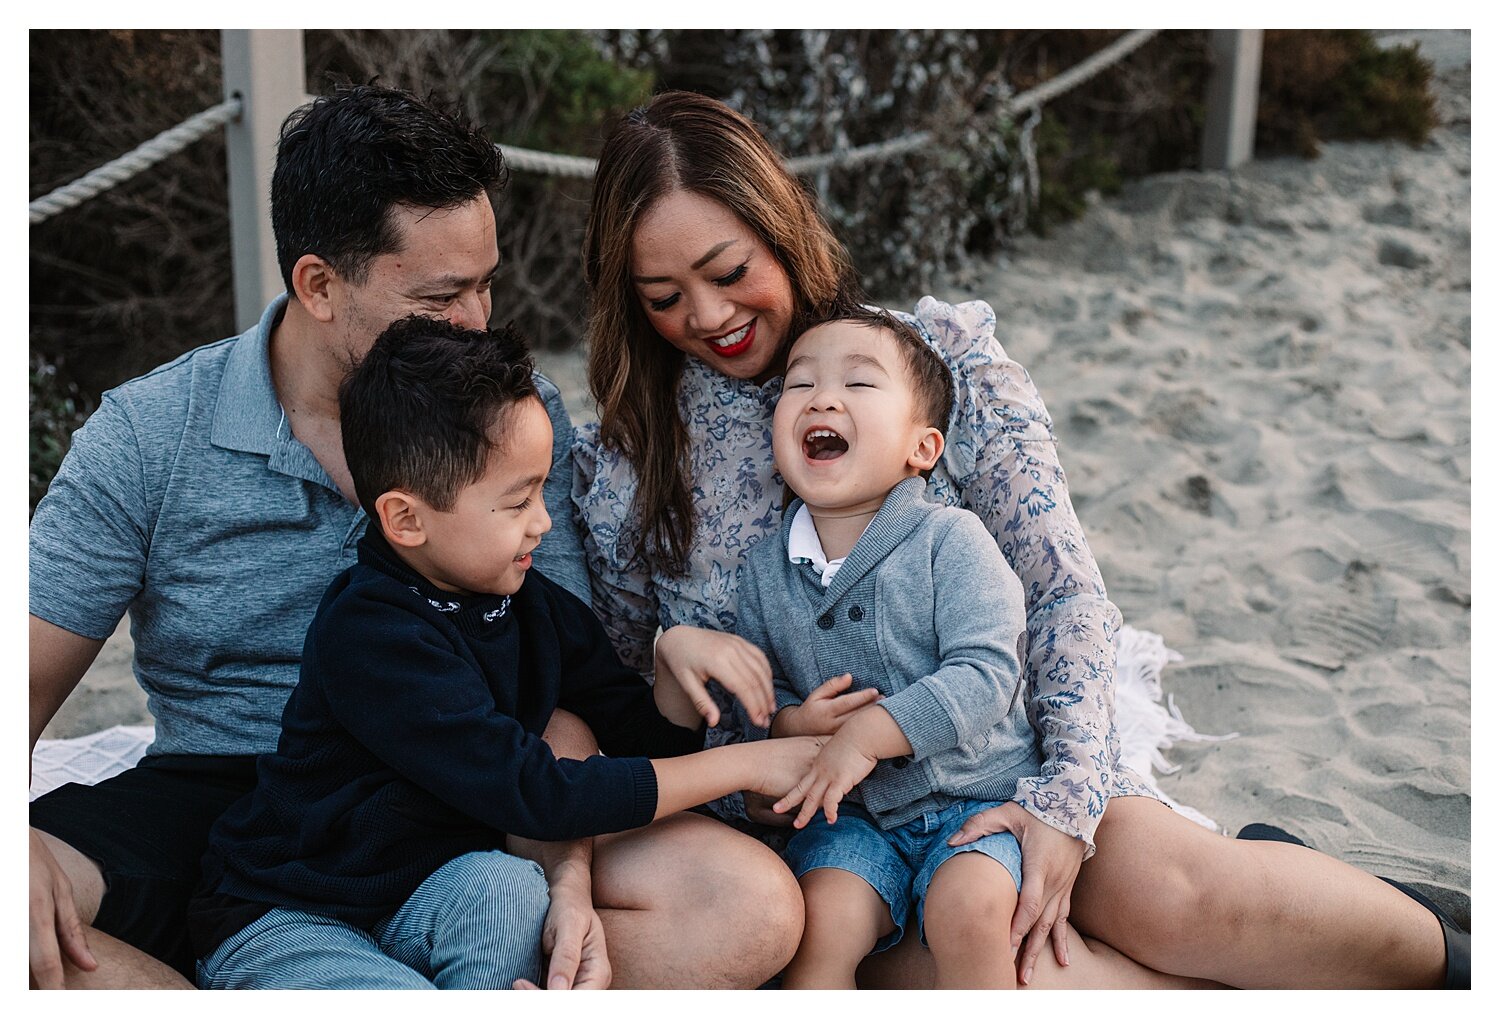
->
[[1236, 822, 1470, 989], [1235, 822, 1306, 846]]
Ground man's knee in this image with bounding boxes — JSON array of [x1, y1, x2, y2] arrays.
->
[[542, 708, 599, 761], [670, 819, 804, 973], [34, 828, 106, 923]]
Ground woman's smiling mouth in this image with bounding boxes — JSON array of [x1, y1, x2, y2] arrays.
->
[[706, 320, 755, 357]]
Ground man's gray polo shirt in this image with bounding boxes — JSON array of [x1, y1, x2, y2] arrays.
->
[[30, 295, 590, 758]]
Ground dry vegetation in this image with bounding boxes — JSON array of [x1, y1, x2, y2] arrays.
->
[[29, 29, 1436, 509]]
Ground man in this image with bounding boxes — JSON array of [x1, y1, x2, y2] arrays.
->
[[29, 83, 802, 990]]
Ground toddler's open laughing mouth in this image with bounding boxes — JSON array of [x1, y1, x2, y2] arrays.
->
[[803, 427, 849, 462]]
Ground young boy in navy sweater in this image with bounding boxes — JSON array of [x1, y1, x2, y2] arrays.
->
[[188, 316, 818, 989]]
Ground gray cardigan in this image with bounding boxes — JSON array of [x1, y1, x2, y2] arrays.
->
[[737, 476, 1042, 829]]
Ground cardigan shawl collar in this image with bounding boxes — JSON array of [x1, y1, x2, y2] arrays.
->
[[783, 476, 932, 608]]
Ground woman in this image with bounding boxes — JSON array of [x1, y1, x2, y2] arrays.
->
[[571, 91, 1463, 989]]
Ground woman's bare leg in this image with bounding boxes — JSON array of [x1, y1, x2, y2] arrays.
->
[[857, 914, 1219, 989], [590, 812, 804, 988], [1069, 796, 1447, 988]]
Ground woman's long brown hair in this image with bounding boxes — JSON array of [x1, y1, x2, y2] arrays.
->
[[583, 91, 858, 576]]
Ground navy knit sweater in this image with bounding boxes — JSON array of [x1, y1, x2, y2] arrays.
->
[[189, 526, 702, 955]]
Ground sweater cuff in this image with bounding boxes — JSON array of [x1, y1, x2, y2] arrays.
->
[[878, 683, 959, 762], [622, 756, 660, 828]]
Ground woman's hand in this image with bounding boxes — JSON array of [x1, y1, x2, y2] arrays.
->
[[949, 801, 1086, 985], [654, 626, 775, 728], [772, 673, 883, 737]]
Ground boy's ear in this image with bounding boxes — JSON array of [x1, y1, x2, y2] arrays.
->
[[375, 490, 428, 548], [290, 253, 338, 323], [907, 427, 944, 473]]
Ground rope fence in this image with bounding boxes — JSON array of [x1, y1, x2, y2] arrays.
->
[[786, 28, 1160, 174], [30, 29, 1160, 222], [29, 98, 243, 225]]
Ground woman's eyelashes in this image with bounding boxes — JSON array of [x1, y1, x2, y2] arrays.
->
[[645, 263, 749, 313], [714, 264, 747, 287]]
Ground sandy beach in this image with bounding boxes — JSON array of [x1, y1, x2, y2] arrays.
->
[[39, 30, 1470, 929]]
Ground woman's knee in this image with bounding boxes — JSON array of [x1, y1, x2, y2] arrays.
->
[[1079, 802, 1262, 954]]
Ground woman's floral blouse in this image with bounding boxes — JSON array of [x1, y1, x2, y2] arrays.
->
[[573, 297, 1162, 856]]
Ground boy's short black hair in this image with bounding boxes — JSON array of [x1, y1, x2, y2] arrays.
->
[[340, 316, 538, 520], [796, 301, 955, 436], [272, 82, 507, 292]]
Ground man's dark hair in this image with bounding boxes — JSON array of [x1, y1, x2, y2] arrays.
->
[[797, 300, 956, 437], [340, 316, 538, 520], [272, 82, 507, 292]]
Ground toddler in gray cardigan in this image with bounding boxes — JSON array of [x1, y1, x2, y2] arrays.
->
[[734, 305, 1044, 988]]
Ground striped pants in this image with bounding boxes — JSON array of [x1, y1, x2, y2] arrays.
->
[[197, 851, 549, 989]]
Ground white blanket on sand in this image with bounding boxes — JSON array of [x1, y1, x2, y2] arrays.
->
[[29, 625, 1234, 829]]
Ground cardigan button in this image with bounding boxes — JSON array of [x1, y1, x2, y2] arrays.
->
[[848, 605, 864, 622], [817, 612, 834, 630], [892, 758, 909, 770]]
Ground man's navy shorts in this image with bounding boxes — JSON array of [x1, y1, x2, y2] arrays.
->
[[30, 753, 259, 979]]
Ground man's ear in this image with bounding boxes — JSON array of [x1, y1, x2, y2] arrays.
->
[[907, 427, 944, 473], [375, 490, 427, 549], [290, 254, 338, 323]]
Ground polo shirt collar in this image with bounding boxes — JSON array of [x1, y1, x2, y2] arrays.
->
[[210, 293, 289, 457], [209, 294, 342, 495]]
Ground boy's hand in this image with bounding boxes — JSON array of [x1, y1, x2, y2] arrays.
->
[[772, 733, 879, 829], [773, 673, 883, 737], [744, 735, 826, 800], [654, 626, 775, 728]]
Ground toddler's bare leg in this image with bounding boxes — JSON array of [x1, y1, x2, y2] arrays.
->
[[922, 852, 1018, 988], [782, 868, 895, 989]]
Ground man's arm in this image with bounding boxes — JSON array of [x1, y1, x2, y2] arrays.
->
[[30, 615, 105, 755], [531, 372, 591, 606], [29, 615, 108, 988], [507, 709, 609, 990]]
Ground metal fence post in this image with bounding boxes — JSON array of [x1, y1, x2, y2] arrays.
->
[[1201, 29, 1264, 171], [221, 30, 307, 332]]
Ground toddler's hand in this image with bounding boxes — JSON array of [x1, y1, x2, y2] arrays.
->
[[776, 673, 883, 737], [655, 626, 775, 728], [747, 736, 825, 800], [772, 733, 879, 829]]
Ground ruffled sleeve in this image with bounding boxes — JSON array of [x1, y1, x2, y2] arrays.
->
[[571, 422, 659, 677], [896, 296, 1123, 857]]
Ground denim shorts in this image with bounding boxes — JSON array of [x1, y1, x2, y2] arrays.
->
[[783, 798, 1022, 952]]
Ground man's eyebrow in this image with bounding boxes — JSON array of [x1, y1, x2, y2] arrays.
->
[[632, 240, 739, 284], [419, 259, 500, 290]]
